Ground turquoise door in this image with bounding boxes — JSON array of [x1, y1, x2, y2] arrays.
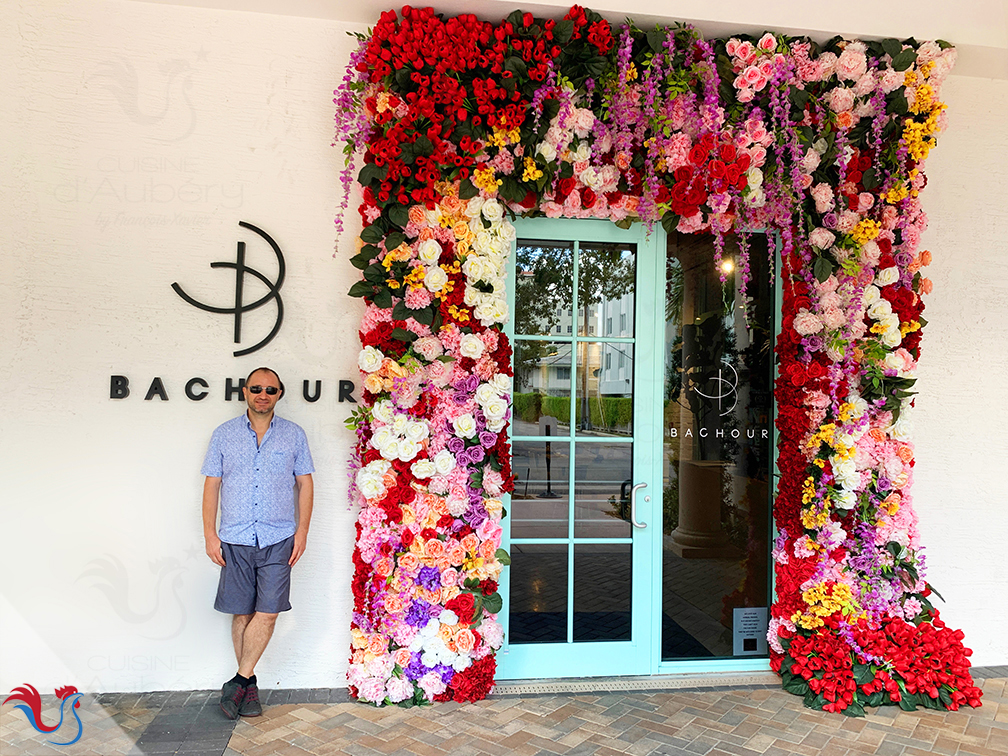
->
[[498, 218, 664, 679]]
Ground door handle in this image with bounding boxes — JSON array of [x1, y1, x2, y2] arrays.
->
[[629, 482, 648, 529]]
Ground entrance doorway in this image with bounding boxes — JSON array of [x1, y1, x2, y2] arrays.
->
[[498, 219, 774, 679]]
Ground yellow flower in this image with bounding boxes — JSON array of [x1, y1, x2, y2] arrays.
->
[[625, 62, 638, 82], [472, 165, 502, 194], [404, 266, 426, 289], [851, 219, 881, 245], [522, 156, 543, 182], [884, 184, 909, 204]]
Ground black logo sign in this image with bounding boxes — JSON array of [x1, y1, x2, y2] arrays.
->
[[172, 221, 285, 356]]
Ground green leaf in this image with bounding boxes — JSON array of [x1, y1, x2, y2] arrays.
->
[[347, 281, 373, 298], [939, 686, 953, 707], [853, 664, 875, 686], [867, 691, 884, 708], [412, 305, 434, 325], [814, 256, 835, 282], [647, 28, 666, 53], [661, 211, 679, 235], [504, 57, 527, 78], [882, 38, 903, 59], [898, 693, 918, 712], [360, 224, 384, 244], [937, 39, 954, 50], [887, 89, 909, 116], [390, 327, 417, 343], [783, 675, 810, 696], [789, 87, 811, 110], [358, 162, 387, 186], [363, 263, 386, 284], [891, 48, 918, 72], [842, 700, 866, 718], [482, 592, 503, 614], [349, 251, 372, 270], [614, 217, 633, 230], [385, 232, 407, 252], [554, 19, 574, 45], [861, 168, 880, 190], [373, 288, 393, 308], [414, 135, 433, 156], [392, 301, 409, 320], [495, 548, 511, 566], [458, 179, 479, 200], [388, 204, 410, 229]]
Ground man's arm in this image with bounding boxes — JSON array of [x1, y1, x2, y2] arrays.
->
[[202, 476, 225, 566], [290, 473, 313, 566]]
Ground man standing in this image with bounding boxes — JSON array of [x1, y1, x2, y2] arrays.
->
[[201, 366, 314, 719]]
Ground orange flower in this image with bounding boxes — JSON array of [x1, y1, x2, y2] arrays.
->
[[375, 556, 394, 577], [367, 634, 388, 655], [408, 205, 427, 226], [394, 647, 412, 667], [442, 195, 462, 214], [454, 628, 476, 653], [398, 553, 420, 572], [461, 533, 480, 554], [383, 593, 405, 613], [869, 428, 887, 443], [447, 543, 466, 566], [437, 623, 454, 644], [425, 539, 446, 560], [478, 540, 497, 561], [418, 227, 436, 241], [453, 220, 470, 240], [920, 249, 932, 266], [897, 444, 914, 463], [920, 277, 933, 295]]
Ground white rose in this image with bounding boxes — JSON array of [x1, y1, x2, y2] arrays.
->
[[357, 346, 383, 373], [536, 142, 558, 162], [867, 299, 892, 320], [459, 333, 485, 359], [465, 196, 485, 218], [889, 408, 913, 441], [580, 166, 601, 188], [411, 458, 436, 478], [862, 285, 880, 306], [439, 609, 459, 626], [405, 421, 429, 442], [881, 313, 900, 332], [572, 141, 590, 162], [417, 238, 442, 264], [433, 449, 456, 475], [372, 399, 394, 424], [481, 198, 503, 222], [881, 328, 902, 348], [392, 414, 408, 435], [424, 265, 448, 292], [482, 395, 509, 421], [473, 231, 494, 253], [849, 394, 869, 419], [496, 219, 516, 242], [833, 457, 857, 480], [746, 166, 763, 190], [884, 353, 905, 374], [357, 474, 385, 500], [875, 266, 899, 287], [371, 427, 392, 451], [452, 655, 472, 672], [475, 383, 498, 405], [486, 417, 507, 433], [397, 438, 420, 461], [462, 255, 487, 282], [834, 489, 857, 511], [380, 438, 400, 460], [452, 413, 477, 438], [490, 374, 512, 394]]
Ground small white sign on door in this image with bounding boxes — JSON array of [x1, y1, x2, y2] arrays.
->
[[733, 607, 768, 656]]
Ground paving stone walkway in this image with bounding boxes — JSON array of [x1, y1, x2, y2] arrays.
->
[[3, 669, 1007, 756]]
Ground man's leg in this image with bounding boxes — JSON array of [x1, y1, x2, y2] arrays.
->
[[237, 612, 279, 678], [232, 613, 253, 667]]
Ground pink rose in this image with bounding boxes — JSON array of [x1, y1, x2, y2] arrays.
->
[[817, 52, 838, 79], [757, 32, 776, 52], [836, 46, 868, 80], [827, 87, 855, 114]]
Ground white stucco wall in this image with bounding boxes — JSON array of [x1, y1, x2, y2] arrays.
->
[[1, 0, 1006, 693]]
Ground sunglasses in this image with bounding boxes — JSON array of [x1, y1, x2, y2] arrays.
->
[[247, 385, 280, 395]]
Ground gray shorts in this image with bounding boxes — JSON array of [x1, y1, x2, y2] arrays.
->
[[214, 536, 294, 615]]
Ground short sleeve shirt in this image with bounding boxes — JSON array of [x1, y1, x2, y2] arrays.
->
[[201, 413, 315, 548]]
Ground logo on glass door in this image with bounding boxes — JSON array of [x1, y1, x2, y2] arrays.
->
[[691, 361, 739, 416]]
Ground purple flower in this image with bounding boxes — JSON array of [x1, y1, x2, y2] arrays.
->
[[417, 566, 441, 591], [405, 599, 432, 627], [468, 446, 485, 464], [479, 431, 497, 448], [823, 212, 838, 229], [447, 437, 466, 454], [434, 664, 455, 684], [877, 476, 892, 492]]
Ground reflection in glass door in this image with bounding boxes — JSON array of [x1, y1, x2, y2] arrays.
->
[[499, 220, 661, 679], [662, 231, 775, 661]]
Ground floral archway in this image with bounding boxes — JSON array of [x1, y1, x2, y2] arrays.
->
[[335, 5, 982, 714]]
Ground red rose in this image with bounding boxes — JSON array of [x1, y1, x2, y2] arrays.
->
[[557, 176, 576, 201], [445, 592, 477, 623], [582, 187, 597, 208]]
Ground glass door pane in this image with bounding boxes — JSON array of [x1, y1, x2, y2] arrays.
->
[[501, 220, 658, 679], [662, 232, 774, 660]]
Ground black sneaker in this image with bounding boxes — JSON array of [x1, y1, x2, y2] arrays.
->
[[239, 682, 262, 717], [220, 679, 245, 720]]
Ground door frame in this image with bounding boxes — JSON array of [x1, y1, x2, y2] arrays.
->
[[498, 217, 664, 680]]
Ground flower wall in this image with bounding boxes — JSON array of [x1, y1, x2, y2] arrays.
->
[[335, 5, 982, 713]]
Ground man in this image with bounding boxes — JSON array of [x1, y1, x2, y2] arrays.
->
[[201, 366, 314, 719]]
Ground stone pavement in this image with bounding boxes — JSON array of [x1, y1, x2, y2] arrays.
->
[[3, 668, 1007, 756]]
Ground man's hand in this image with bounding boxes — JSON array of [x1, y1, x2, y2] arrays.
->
[[289, 529, 308, 566], [205, 532, 226, 566]]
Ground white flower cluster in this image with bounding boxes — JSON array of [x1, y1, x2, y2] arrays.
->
[[370, 399, 429, 462], [463, 198, 513, 327], [409, 614, 472, 672], [410, 449, 456, 479], [862, 284, 902, 348], [475, 374, 512, 433], [358, 344, 384, 373], [356, 459, 392, 501]]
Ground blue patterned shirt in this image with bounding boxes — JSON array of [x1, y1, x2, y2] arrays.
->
[[201, 413, 315, 547]]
